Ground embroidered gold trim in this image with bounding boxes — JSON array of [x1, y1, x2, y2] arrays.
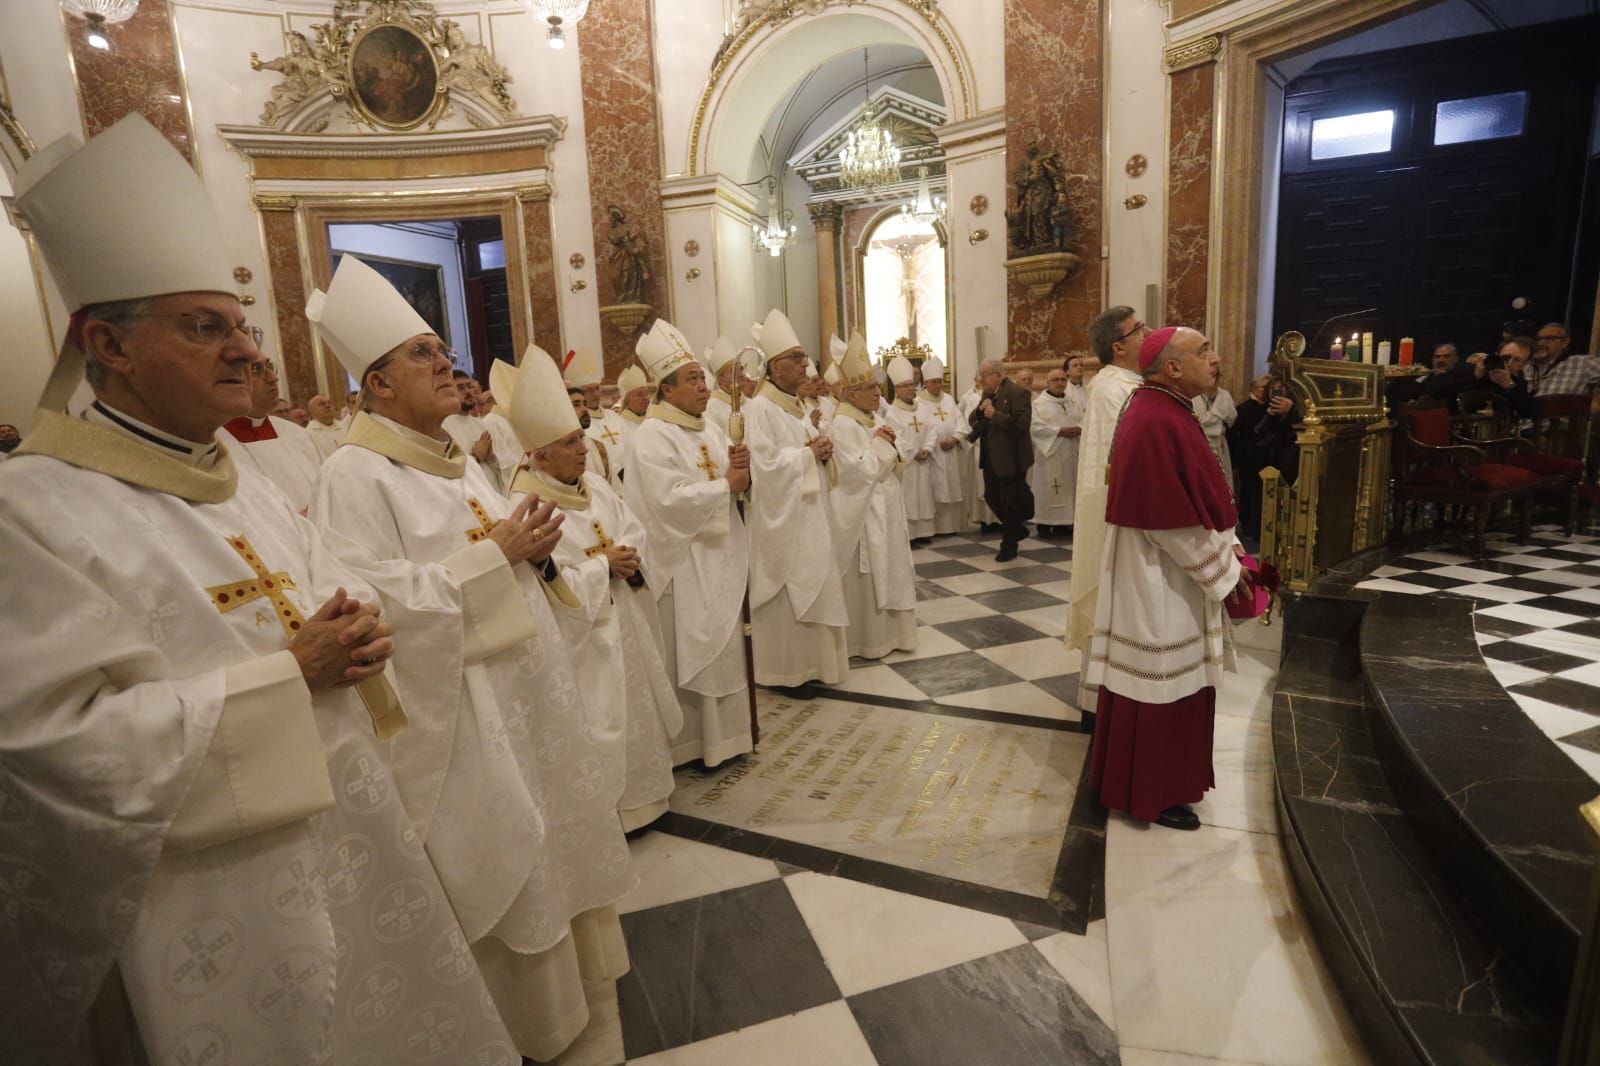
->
[[1184, 546, 1226, 573]]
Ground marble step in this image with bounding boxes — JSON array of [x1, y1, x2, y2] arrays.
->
[[1274, 595, 1560, 1064]]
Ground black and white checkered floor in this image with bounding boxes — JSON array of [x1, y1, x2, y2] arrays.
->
[[551, 529, 1115, 1066], [1353, 527, 1600, 782]]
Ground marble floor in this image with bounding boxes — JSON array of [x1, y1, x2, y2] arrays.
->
[[1352, 526, 1600, 782], [548, 529, 1369, 1066]]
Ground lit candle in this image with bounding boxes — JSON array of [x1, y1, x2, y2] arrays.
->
[[1378, 340, 1392, 364], [1399, 337, 1414, 366], [1362, 332, 1375, 365], [1348, 336, 1360, 362], [1330, 336, 1344, 360]]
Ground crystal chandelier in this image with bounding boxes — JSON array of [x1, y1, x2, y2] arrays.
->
[[900, 166, 946, 230], [60, 0, 140, 51], [837, 49, 901, 193], [522, 0, 590, 50], [751, 177, 796, 257]]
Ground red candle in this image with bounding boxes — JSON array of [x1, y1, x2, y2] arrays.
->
[[1398, 337, 1414, 366]]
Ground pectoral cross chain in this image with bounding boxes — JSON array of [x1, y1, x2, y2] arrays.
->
[[584, 519, 614, 560], [205, 536, 306, 639], [465, 497, 496, 544], [695, 444, 721, 481]]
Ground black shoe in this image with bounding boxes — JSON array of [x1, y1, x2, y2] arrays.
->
[[1155, 805, 1201, 831], [995, 545, 1018, 562]]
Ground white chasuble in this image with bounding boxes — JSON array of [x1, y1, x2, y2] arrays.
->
[[1030, 386, 1085, 525], [311, 414, 635, 1058], [0, 415, 514, 1065], [1082, 524, 1240, 708], [886, 398, 936, 538], [443, 412, 506, 494], [958, 387, 997, 525], [511, 468, 683, 832], [480, 409, 527, 491], [743, 383, 849, 687], [585, 409, 628, 491], [920, 389, 970, 533], [1066, 364, 1141, 662], [624, 408, 754, 766], [216, 414, 323, 514], [829, 406, 918, 659]]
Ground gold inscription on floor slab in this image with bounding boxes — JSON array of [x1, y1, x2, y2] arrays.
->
[[675, 697, 1088, 899]]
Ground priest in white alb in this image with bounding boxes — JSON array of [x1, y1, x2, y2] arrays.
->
[[304, 392, 345, 460], [827, 331, 918, 658], [307, 255, 635, 1062], [613, 362, 652, 477], [959, 369, 999, 530], [216, 352, 323, 513], [820, 361, 842, 424], [916, 355, 968, 535], [502, 345, 683, 831], [1030, 363, 1085, 536], [745, 308, 851, 686], [571, 345, 627, 487], [625, 326, 756, 766], [0, 115, 516, 1065], [480, 366, 529, 488], [883, 355, 935, 544], [1068, 306, 1150, 721], [443, 367, 506, 490]]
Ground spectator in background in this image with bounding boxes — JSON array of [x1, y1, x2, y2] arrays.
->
[[1530, 322, 1600, 398], [0, 423, 20, 456], [1465, 337, 1536, 418], [1229, 372, 1299, 541], [1387, 342, 1475, 412]]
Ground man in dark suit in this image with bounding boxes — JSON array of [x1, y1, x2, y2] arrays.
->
[[968, 358, 1035, 561]]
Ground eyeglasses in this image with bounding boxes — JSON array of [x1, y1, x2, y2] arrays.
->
[[1114, 321, 1149, 344], [401, 340, 458, 365], [246, 361, 277, 378], [1536, 333, 1567, 342], [149, 312, 264, 349]]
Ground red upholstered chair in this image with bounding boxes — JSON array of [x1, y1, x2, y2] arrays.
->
[[1528, 394, 1600, 531], [1393, 400, 1537, 555], [1456, 390, 1580, 533]]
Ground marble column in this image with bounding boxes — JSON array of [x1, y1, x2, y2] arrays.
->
[[1165, 39, 1219, 336], [65, 0, 193, 161], [253, 197, 319, 406], [841, 205, 877, 336], [519, 185, 563, 355], [1003, 0, 1104, 361], [808, 201, 843, 365], [577, 0, 669, 380]]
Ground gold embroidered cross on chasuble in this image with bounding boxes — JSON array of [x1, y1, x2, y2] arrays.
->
[[464, 497, 496, 543], [206, 536, 306, 636]]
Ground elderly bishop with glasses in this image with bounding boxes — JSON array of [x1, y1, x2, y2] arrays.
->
[[0, 115, 521, 1063], [215, 344, 325, 514]]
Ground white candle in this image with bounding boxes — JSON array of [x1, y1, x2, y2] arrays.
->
[[1377, 341, 1392, 364], [1362, 332, 1375, 364]]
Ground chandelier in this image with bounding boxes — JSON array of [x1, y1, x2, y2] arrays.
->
[[900, 166, 946, 230], [522, 0, 590, 50], [837, 49, 901, 192], [751, 176, 796, 257], [60, 0, 140, 50]]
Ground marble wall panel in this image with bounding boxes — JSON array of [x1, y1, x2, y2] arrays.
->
[[841, 205, 878, 336], [578, 0, 669, 380], [66, 0, 192, 161], [1003, 0, 1103, 361], [1166, 63, 1215, 334], [259, 208, 318, 406], [522, 196, 563, 354]]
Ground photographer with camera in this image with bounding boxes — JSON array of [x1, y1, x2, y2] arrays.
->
[[1465, 337, 1537, 419], [1229, 372, 1301, 541]]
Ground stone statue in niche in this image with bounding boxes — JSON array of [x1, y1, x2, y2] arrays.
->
[[1006, 140, 1071, 257], [606, 205, 651, 306]]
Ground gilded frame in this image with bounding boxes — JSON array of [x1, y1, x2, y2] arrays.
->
[[346, 22, 443, 132]]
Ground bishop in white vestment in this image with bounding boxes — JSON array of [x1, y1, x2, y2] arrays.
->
[[885, 355, 936, 543], [0, 115, 515, 1065], [443, 369, 507, 492], [827, 332, 918, 658], [612, 363, 653, 477], [502, 346, 682, 831], [307, 256, 634, 1062], [745, 308, 851, 686], [304, 392, 345, 460], [626, 329, 756, 767], [217, 356, 323, 514], [917, 355, 969, 535], [1030, 364, 1086, 533], [702, 334, 743, 438]]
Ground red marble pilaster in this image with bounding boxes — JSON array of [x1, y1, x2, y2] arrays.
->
[[1166, 62, 1215, 333], [1003, 0, 1103, 361], [577, 0, 668, 380], [521, 193, 562, 353], [258, 205, 318, 405], [66, 0, 193, 161], [841, 204, 878, 335]]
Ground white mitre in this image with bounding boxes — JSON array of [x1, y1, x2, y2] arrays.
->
[[828, 335, 847, 367], [706, 335, 740, 376], [505, 345, 580, 452], [617, 365, 650, 395], [823, 363, 842, 387], [922, 355, 945, 379], [635, 318, 698, 381], [887, 355, 915, 387], [837, 330, 876, 389], [488, 356, 517, 411], [13, 114, 235, 408], [564, 345, 603, 388], [306, 255, 432, 384], [752, 308, 802, 360], [805, 360, 819, 380]]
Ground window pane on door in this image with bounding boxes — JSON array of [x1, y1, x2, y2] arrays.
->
[[1433, 90, 1527, 146], [1310, 109, 1396, 161]]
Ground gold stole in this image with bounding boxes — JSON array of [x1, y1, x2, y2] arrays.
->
[[646, 401, 706, 432], [342, 411, 467, 479]]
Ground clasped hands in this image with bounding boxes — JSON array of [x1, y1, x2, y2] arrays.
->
[[289, 588, 394, 692], [808, 435, 834, 462]]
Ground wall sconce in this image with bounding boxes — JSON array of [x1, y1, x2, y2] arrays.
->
[[570, 279, 587, 292], [1123, 194, 1148, 210], [968, 228, 989, 246], [239, 295, 256, 306], [685, 268, 702, 281]]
